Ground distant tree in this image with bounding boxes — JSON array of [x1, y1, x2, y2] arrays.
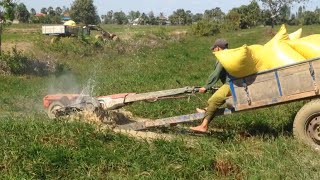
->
[[95, 14, 101, 24], [192, 13, 203, 22], [30, 8, 36, 15], [40, 7, 47, 14], [15, 3, 29, 23], [259, 0, 309, 27], [55, 7, 62, 16], [70, 0, 98, 24], [139, 12, 148, 25], [102, 10, 113, 24], [204, 7, 225, 22], [113, 11, 128, 24], [288, 14, 299, 25], [148, 11, 156, 25], [47, 6, 55, 16], [51, 15, 61, 24], [231, 0, 261, 29], [0, 0, 16, 53], [315, 7, 320, 23], [100, 14, 105, 23], [0, 0, 15, 21], [127, 11, 135, 22], [260, 9, 273, 25], [62, 6, 69, 15], [223, 10, 241, 31], [128, 10, 140, 22], [185, 10, 193, 25], [303, 11, 318, 25], [297, 5, 305, 24], [169, 9, 188, 25], [278, 4, 291, 24], [191, 19, 220, 36], [297, 6, 304, 19]]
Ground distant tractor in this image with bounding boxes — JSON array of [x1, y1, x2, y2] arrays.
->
[[42, 21, 118, 42]]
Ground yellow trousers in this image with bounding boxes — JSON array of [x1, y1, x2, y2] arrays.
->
[[204, 84, 231, 122]]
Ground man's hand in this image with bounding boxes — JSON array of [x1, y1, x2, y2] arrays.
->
[[199, 87, 207, 93]]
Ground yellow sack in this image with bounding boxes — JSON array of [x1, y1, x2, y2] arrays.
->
[[287, 34, 320, 59], [256, 41, 305, 69], [247, 44, 266, 70], [214, 45, 257, 77], [213, 25, 305, 77], [265, 24, 289, 46], [288, 28, 302, 40], [248, 44, 263, 61], [64, 20, 76, 26]]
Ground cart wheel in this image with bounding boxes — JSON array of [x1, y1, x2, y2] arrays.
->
[[84, 103, 96, 112], [47, 101, 65, 119], [293, 99, 320, 150]]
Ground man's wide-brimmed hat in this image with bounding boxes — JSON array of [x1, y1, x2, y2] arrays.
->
[[210, 39, 228, 50]]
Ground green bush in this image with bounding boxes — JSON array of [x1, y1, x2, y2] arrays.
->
[[0, 47, 29, 74], [191, 19, 220, 36], [36, 35, 105, 57], [222, 11, 241, 32], [0, 47, 60, 76], [0, 60, 11, 75], [152, 27, 169, 40], [221, 21, 241, 32]]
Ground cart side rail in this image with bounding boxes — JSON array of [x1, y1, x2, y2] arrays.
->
[[228, 56, 320, 111]]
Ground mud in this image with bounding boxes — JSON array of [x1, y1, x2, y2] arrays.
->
[[66, 109, 175, 141], [113, 128, 174, 141]]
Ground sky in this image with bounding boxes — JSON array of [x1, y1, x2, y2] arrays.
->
[[17, 0, 320, 16]]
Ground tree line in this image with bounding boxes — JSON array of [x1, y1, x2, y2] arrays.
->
[[1, 0, 319, 28]]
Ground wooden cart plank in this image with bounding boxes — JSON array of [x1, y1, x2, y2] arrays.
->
[[236, 90, 319, 111]]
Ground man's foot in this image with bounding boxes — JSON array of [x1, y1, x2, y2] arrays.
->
[[190, 125, 208, 133], [196, 108, 206, 113]]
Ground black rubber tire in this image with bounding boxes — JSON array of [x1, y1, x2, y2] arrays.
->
[[293, 99, 320, 150], [47, 101, 65, 119]]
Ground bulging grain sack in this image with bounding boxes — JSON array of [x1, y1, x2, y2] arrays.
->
[[287, 34, 320, 59], [64, 20, 76, 26], [265, 24, 289, 46], [213, 25, 306, 78], [288, 28, 302, 40], [214, 45, 257, 77], [255, 25, 305, 70], [247, 44, 263, 61], [256, 41, 305, 69]]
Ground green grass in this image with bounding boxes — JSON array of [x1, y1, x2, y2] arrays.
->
[[1, 32, 40, 42], [1, 24, 320, 179]]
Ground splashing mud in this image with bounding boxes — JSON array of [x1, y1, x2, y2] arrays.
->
[[47, 72, 175, 141], [58, 108, 175, 141]]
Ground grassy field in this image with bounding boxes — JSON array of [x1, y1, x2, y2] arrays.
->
[[0, 24, 320, 179]]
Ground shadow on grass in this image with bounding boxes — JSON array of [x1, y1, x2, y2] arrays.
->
[[147, 115, 297, 142], [208, 118, 295, 142]]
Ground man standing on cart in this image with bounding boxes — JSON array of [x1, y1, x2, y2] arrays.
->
[[191, 39, 231, 133]]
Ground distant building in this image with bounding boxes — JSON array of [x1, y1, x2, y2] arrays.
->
[[130, 18, 140, 25], [129, 16, 169, 25], [158, 16, 169, 25], [35, 13, 46, 17]]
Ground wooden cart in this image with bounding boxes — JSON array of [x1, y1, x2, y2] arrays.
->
[[227, 56, 320, 149], [121, 57, 320, 150]]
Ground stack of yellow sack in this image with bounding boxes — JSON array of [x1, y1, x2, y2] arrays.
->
[[214, 24, 320, 78]]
